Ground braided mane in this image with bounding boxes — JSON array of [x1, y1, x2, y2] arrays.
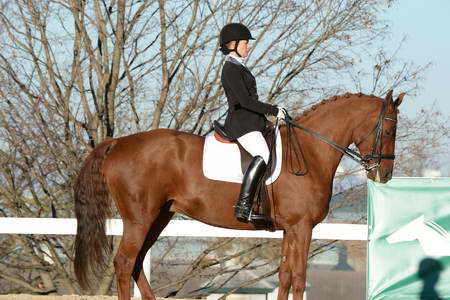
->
[[294, 92, 380, 121]]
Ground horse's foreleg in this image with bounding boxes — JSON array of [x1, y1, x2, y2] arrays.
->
[[289, 222, 313, 300], [277, 232, 292, 300], [132, 210, 174, 300]]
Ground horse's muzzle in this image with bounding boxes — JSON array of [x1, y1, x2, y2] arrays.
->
[[367, 168, 393, 184]]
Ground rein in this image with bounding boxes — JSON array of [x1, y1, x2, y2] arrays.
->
[[284, 101, 397, 174]]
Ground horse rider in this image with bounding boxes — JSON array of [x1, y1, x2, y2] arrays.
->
[[219, 23, 287, 222]]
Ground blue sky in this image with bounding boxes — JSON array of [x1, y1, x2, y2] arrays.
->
[[385, 0, 450, 118], [386, 0, 450, 175]]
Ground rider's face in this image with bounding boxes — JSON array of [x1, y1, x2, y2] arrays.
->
[[236, 40, 251, 57]]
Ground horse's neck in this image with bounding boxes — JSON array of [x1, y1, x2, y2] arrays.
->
[[297, 98, 374, 179]]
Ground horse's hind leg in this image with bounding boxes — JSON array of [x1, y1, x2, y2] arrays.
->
[[132, 209, 174, 300], [114, 208, 165, 300]]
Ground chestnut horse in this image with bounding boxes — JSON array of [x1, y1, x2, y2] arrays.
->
[[74, 91, 404, 300]]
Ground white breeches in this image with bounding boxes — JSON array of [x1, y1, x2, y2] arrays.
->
[[237, 131, 270, 164]]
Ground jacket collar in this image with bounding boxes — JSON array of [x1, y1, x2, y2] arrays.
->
[[226, 55, 246, 67]]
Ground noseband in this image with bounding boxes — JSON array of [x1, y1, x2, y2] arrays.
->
[[284, 101, 397, 174]]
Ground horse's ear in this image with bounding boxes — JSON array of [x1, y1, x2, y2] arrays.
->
[[385, 89, 394, 104], [394, 93, 405, 108]]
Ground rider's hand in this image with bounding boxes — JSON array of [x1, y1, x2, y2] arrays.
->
[[277, 107, 287, 120]]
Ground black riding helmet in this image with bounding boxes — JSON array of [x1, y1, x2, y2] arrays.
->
[[219, 23, 255, 57]]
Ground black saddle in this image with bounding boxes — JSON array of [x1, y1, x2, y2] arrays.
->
[[213, 121, 236, 142]]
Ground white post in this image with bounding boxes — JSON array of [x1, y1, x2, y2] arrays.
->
[[133, 249, 151, 298]]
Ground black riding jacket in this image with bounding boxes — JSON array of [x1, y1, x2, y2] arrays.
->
[[221, 56, 278, 139]]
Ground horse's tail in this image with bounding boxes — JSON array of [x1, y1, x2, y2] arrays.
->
[[74, 138, 116, 291]]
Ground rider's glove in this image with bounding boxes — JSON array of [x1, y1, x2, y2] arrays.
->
[[277, 107, 288, 120]]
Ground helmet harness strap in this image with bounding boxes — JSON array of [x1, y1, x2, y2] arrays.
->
[[233, 40, 242, 57]]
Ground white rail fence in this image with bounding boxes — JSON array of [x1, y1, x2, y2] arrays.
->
[[0, 218, 367, 297]]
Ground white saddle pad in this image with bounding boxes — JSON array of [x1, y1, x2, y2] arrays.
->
[[202, 127, 282, 184]]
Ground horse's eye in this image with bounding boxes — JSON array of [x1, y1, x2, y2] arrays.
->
[[385, 130, 392, 136]]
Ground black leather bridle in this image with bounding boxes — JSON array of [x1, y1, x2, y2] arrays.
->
[[284, 101, 397, 175]]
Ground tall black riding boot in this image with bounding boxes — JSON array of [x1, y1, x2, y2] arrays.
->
[[234, 156, 267, 221]]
